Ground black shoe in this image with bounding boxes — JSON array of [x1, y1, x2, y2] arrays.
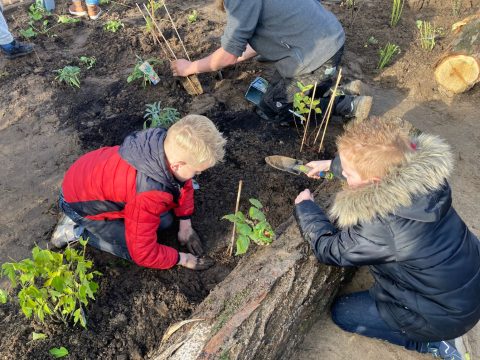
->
[[1, 40, 34, 60]]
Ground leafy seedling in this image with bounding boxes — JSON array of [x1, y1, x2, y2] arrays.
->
[[188, 10, 198, 23], [1, 239, 102, 328], [377, 42, 400, 70], [20, 27, 37, 39], [0, 289, 7, 304], [292, 81, 321, 123], [79, 56, 96, 69], [28, 3, 45, 21], [222, 198, 275, 255], [54, 66, 81, 88], [49, 347, 69, 358], [127, 56, 162, 88], [32, 332, 47, 341], [104, 20, 124, 33], [57, 15, 80, 24], [143, 102, 180, 129], [416, 20, 437, 51], [390, 0, 404, 27]]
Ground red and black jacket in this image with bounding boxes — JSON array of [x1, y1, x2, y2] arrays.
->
[[62, 129, 194, 269]]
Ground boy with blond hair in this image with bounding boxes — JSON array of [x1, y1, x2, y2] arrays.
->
[[295, 118, 480, 359], [52, 115, 226, 271]]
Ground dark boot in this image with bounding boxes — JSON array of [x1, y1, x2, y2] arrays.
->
[[0, 40, 34, 60]]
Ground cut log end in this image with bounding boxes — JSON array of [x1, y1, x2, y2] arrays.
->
[[434, 55, 480, 94]]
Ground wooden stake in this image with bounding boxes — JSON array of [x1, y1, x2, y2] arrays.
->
[[136, 4, 171, 60], [318, 68, 343, 153], [300, 82, 318, 152], [162, 1, 191, 61], [228, 180, 243, 257]]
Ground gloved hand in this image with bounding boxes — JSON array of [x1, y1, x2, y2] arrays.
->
[[178, 220, 205, 256], [178, 252, 214, 270]]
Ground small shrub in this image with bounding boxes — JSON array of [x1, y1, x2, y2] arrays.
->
[[377, 42, 400, 70], [104, 20, 124, 33], [127, 56, 162, 88], [79, 55, 96, 69], [222, 198, 275, 255], [416, 20, 437, 51], [54, 66, 81, 88], [143, 102, 180, 129], [292, 82, 321, 123], [390, 0, 404, 27], [1, 239, 101, 328], [188, 10, 198, 23]]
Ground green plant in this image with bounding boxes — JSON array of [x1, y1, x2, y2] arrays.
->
[[54, 66, 81, 88], [99, 0, 110, 4], [143, 102, 180, 129], [377, 42, 400, 69], [32, 332, 47, 340], [28, 3, 45, 21], [79, 56, 97, 69], [49, 347, 69, 358], [187, 9, 198, 23], [1, 239, 101, 328], [390, 0, 404, 27], [416, 20, 437, 51], [127, 56, 162, 87], [292, 82, 321, 123], [452, 0, 461, 17], [0, 289, 7, 303], [104, 19, 124, 33], [345, 0, 355, 8], [222, 198, 275, 255], [20, 27, 37, 39], [57, 15, 80, 24]]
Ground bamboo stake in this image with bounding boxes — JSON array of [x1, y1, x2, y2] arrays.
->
[[162, 1, 191, 61], [313, 68, 342, 145], [136, 4, 170, 60], [300, 82, 318, 152], [228, 180, 243, 257], [318, 68, 343, 153]]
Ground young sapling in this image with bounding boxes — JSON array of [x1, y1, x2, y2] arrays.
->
[[188, 10, 198, 23], [143, 102, 180, 129], [104, 20, 124, 33], [293, 81, 321, 123], [79, 56, 97, 69], [54, 66, 81, 88], [377, 42, 400, 69], [127, 56, 162, 87]]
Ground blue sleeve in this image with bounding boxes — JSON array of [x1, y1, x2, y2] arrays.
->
[[221, 0, 262, 56]]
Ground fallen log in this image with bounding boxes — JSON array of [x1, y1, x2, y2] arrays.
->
[[434, 13, 480, 94], [152, 182, 351, 360]]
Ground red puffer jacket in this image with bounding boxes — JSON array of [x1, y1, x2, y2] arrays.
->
[[62, 129, 194, 269]]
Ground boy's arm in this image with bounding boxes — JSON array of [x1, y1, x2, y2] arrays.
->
[[174, 179, 194, 219], [295, 200, 395, 266]]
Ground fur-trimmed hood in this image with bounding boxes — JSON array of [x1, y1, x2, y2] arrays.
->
[[329, 133, 454, 228]]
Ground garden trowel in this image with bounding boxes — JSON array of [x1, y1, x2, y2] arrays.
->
[[265, 155, 334, 179]]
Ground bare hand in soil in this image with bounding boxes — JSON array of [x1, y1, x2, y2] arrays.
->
[[171, 59, 193, 77], [295, 189, 314, 205], [305, 160, 332, 179], [178, 252, 214, 270]]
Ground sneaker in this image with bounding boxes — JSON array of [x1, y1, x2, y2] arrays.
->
[[341, 80, 369, 96], [69, 0, 88, 16], [427, 340, 464, 359], [51, 214, 81, 248], [86, 4, 102, 20], [349, 95, 373, 121], [0, 40, 34, 60]]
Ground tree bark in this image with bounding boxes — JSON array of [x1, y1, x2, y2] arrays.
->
[[152, 183, 351, 360], [434, 14, 480, 94]]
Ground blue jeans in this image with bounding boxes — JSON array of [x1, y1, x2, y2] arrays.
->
[[59, 194, 173, 261], [331, 291, 431, 353]]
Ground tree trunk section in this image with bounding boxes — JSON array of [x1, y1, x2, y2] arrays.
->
[[152, 183, 351, 360], [434, 14, 480, 94]]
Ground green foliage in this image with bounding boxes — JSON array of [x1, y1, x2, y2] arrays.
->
[[390, 0, 404, 27], [54, 66, 81, 88], [143, 102, 180, 129], [416, 20, 437, 51], [57, 15, 80, 24], [292, 82, 321, 123], [49, 347, 69, 358], [99, 0, 110, 4], [0, 239, 102, 328], [104, 20, 124, 33], [222, 198, 275, 256], [79, 56, 97, 69], [127, 56, 162, 88], [377, 42, 400, 70], [32, 332, 47, 340], [344, 0, 355, 8], [20, 3, 51, 39], [29, 3, 46, 21], [188, 10, 198, 23], [0, 289, 7, 303], [20, 27, 37, 39]]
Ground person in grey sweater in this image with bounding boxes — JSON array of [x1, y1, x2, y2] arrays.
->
[[171, 0, 372, 122]]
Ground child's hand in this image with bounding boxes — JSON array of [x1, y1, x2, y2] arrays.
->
[[178, 252, 214, 270], [178, 220, 205, 256], [305, 160, 332, 179], [295, 189, 314, 204]]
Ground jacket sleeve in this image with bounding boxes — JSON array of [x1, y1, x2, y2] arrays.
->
[[124, 191, 179, 269], [174, 179, 194, 219], [295, 200, 396, 266]]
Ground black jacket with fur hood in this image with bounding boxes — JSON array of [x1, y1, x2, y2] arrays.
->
[[295, 133, 480, 341]]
